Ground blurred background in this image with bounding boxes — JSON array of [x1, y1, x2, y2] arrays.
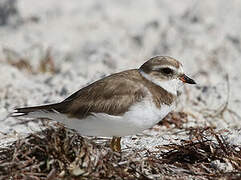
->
[[0, 0, 241, 134]]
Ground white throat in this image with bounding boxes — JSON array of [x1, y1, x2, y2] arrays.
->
[[140, 70, 181, 95]]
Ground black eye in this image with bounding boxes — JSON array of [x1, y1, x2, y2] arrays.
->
[[160, 68, 173, 75]]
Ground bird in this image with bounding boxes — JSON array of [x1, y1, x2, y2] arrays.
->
[[11, 56, 196, 152]]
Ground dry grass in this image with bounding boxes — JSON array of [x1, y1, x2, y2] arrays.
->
[[1, 116, 241, 179], [3, 47, 57, 74]]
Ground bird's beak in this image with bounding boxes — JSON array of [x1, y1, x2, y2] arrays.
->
[[179, 74, 196, 84]]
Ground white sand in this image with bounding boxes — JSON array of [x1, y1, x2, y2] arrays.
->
[[0, 0, 241, 149]]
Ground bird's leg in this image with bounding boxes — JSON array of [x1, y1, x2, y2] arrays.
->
[[110, 137, 121, 152]]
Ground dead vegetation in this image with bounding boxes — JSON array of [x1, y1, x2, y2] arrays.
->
[[0, 117, 241, 179], [158, 111, 188, 128], [2, 47, 57, 74]]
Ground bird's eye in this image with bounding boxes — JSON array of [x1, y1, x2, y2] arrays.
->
[[160, 68, 173, 75]]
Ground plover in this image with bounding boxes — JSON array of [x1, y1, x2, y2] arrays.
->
[[11, 56, 196, 152]]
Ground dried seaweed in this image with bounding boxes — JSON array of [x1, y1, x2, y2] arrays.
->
[[0, 123, 241, 179], [158, 111, 188, 128]]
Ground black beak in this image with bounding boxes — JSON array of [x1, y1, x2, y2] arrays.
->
[[179, 74, 196, 84]]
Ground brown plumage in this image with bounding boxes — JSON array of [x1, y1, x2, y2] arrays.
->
[[14, 69, 175, 119]]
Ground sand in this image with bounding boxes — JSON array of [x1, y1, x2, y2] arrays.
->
[[0, 0, 241, 152]]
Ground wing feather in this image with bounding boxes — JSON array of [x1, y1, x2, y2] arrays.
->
[[12, 70, 147, 119], [63, 70, 146, 118]]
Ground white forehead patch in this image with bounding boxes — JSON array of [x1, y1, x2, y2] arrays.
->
[[178, 65, 184, 74]]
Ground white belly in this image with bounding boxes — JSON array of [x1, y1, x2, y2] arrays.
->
[[27, 99, 174, 137], [57, 99, 174, 137]]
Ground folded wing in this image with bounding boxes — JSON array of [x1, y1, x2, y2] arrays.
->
[[11, 70, 147, 119]]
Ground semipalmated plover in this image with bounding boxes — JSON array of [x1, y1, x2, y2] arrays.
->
[[11, 56, 196, 152]]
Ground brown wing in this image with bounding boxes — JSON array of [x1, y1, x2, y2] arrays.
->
[[61, 70, 146, 118], [13, 70, 147, 118]]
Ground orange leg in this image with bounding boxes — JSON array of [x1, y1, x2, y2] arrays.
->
[[110, 137, 121, 152]]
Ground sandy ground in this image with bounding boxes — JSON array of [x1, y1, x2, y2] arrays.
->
[[0, 0, 241, 153]]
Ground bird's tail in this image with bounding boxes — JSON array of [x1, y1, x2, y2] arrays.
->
[[10, 102, 69, 120]]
